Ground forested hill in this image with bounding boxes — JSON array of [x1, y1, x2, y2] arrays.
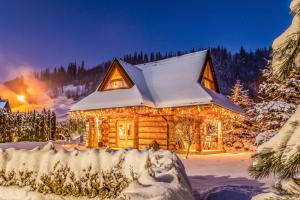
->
[[37, 46, 271, 97]]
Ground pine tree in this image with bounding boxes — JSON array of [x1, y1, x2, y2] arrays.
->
[[250, 1, 300, 199], [223, 80, 256, 151], [230, 80, 252, 109], [249, 66, 300, 144]]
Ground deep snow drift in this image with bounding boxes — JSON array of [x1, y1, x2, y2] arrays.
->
[[0, 143, 193, 200]]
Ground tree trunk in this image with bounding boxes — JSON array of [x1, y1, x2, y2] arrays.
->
[[186, 142, 192, 159]]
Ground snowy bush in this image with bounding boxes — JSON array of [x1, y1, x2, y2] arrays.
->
[[56, 117, 86, 141], [223, 126, 257, 152], [0, 143, 193, 200]]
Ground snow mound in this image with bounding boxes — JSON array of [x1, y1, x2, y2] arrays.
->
[[0, 143, 193, 200]]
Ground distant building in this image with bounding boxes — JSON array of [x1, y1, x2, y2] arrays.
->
[[0, 98, 11, 112], [71, 50, 243, 152]]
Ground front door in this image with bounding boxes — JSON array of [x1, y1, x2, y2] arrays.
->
[[117, 120, 134, 148]]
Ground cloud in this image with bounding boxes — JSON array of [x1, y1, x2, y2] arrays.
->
[[0, 52, 36, 82]]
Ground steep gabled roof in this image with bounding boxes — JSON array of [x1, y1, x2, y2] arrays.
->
[[0, 99, 10, 111], [71, 50, 242, 114], [97, 59, 134, 91], [71, 59, 155, 111]]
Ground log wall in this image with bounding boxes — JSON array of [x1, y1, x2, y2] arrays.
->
[[104, 115, 176, 150]]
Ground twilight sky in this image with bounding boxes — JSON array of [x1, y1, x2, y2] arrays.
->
[[0, 0, 291, 81]]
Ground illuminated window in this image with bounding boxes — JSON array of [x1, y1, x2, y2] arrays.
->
[[201, 62, 217, 91], [103, 67, 129, 90]]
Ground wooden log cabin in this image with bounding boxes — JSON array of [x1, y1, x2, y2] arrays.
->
[[70, 50, 243, 152]]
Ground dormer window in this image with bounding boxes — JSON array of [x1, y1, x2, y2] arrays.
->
[[200, 58, 219, 92], [99, 60, 134, 91], [107, 78, 127, 89]]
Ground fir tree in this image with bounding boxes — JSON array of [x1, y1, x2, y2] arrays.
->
[[223, 80, 256, 151], [230, 80, 252, 109], [250, 1, 300, 199], [249, 66, 300, 144]]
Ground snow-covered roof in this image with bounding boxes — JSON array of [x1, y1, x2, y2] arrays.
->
[[71, 50, 243, 114]]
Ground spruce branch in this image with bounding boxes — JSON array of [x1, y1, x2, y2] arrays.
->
[[273, 33, 300, 80]]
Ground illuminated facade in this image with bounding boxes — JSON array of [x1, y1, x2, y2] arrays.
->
[[71, 50, 243, 151]]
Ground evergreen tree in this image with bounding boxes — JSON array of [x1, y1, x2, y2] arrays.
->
[[248, 66, 300, 144], [230, 80, 252, 108], [250, 1, 300, 199], [223, 80, 256, 151]]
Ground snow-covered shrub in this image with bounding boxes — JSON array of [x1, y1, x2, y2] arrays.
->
[[0, 143, 193, 200], [223, 125, 257, 152], [148, 140, 160, 151], [56, 117, 87, 141]]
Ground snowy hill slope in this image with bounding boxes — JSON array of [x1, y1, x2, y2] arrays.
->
[[0, 143, 194, 200]]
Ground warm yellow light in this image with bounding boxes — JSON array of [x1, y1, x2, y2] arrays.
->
[[17, 95, 26, 103]]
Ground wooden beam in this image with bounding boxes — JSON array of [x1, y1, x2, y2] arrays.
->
[[217, 120, 224, 150]]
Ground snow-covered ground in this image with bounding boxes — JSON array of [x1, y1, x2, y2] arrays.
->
[[180, 153, 276, 200]]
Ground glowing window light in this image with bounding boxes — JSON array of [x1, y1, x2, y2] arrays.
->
[[17, 95, 26, 103]]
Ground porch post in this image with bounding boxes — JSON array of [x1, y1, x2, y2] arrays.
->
[[94, 117, 99, 146], [101, 117, 109, 147], [134, 114, 139, 149], [93, 116, 99, 147], [84, 120, 89, 146], [87, 117, 94, 147], [203, 122, 207, 150], [195, 123, 203, 152], [217, 120, 224, 150]]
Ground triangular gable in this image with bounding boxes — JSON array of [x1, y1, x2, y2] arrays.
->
[[0, 100, 10, 111], [199, 52, 220, 93], [98, 59, 134, 91]]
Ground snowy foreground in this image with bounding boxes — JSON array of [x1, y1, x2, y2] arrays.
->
[[0, 142, 278, 200], [180, 153, 275, 200], [0, 142, 193, 200]]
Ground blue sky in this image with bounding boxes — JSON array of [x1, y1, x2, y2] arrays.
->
[[0, 0, 291, 81]]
